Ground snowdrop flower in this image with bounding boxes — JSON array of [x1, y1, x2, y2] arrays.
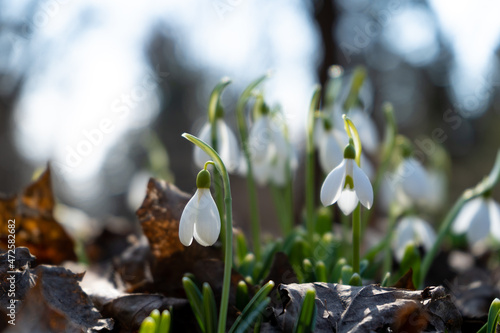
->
[[247, 112, 293, 186], [452, 196, 500, 245], [320, 143, 373, 215], [194, 119, 240, 173], [179, 168, 221, 247], [380, 157, 429, 212], [392, 216, 436, 262]]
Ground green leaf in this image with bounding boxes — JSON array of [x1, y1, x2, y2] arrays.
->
[[149, 309, 161, 333], [203, 283, 218, 333], [400, 243, 421, 287], [381, 272, 391, 287], [158, 310, 171, 333], [349, 273, 362, 286], [487, 298, 500, 333], [229, 280, 275, 333], [236, 280, 250, 311], [331, 258, 347, 283], [182, 277, 205, 332], [341, 265, 353, 285], [139, 317, 156, 333], [235, 231, 249, 266], [293, 288, 316, 333], [315, 261, 327, 283]]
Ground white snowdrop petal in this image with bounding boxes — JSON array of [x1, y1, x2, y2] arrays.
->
[[452, 197, 482, 234], [179, 192, 199, 246], [488, 199, 500, 241], [399, 158, 428, 200], [413, 217, 436, 252], [319, 131, 343, 174], [217, 119, 240, 173], [338, 189, 359, 215], [320, 160, 346, 206], [194, 123, 212, 169], [193, 189, 221, 246], [466, 199, 490, 245], [352, 162, 374, 209], [393, 218, 415, 262], [248, 116, 270, 163]]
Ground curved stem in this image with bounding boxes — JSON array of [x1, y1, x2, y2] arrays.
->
[[208, 78, 232, 256], [418, 149, 500, 288], [362, 103, 397, 232], [235, 74, 269, 261], [306, 85, 321, 243], [182, 133, 233, 333]]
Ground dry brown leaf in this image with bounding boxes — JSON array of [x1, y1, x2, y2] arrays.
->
[[277, 282, 462, 333], [0, 168, 76, 264]]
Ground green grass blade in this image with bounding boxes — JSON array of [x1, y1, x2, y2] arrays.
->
[[182, 277, 205, 332]]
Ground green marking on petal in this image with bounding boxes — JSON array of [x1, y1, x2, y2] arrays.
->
[[344, 175, 354, 189]]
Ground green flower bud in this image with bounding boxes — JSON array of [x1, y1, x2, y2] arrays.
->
[[196, 169, 211, 189]]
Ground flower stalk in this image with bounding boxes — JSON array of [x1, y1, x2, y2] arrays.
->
[[236, 74, 268, 261], [182, 133, 233, 333], [306, 86, 322, 243]]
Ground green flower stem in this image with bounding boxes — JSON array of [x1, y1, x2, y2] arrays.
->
[[270, 184, 291, 235], [352, 205, 361, 275], [418, 149, 500, 288], [362, 103, 396, 233], [236, 74, 268, 261], [208, 78, 232, 256], [182, 133, 234, 333], [306, 86, 322, 243]]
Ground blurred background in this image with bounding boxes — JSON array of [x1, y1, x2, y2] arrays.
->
[[0, 0, 499, 234]]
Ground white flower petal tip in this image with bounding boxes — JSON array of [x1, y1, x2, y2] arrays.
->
[[352, 163, 373, 210], [179, 189, 221, 247]]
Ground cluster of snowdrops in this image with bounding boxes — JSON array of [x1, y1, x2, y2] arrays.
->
[[139, 67, 500, 333]]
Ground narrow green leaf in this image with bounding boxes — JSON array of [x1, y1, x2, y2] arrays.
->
[[341, 265, 353, 285], [139, 317, 156, 333], [158, 310, 171, 333], [315, 261, 327, 283], [235, 231, 249, 266], [229, 280, 275, 333], [293, 288, 317, 333], [349, 273, 362, 286], [149, 309, 161, 333], [182, 277, 205, 332], [381, 272, 391, 287], [203, 283, 218, 333], [236, 280, 250, 311], [331, 258, 347, 283], [487, 298, 500, 333]]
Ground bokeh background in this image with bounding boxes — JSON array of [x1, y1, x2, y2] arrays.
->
[[1, 0, 499, 234]]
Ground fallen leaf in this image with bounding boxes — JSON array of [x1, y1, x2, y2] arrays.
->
[[392, 268, 416, 290], [277, 282, 462, 332], [0, 168, 76, 264], [5, 265, 112, 333]]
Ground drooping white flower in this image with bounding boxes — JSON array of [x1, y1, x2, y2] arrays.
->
[[392, 216, 436, 262], [452, 197, 500, 245], [194, 119, 240, 172], [247, 113, 294, 186], [320, 145, 373, 215], [179, 170, 221, 247], [380, 157, 429, 212]]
